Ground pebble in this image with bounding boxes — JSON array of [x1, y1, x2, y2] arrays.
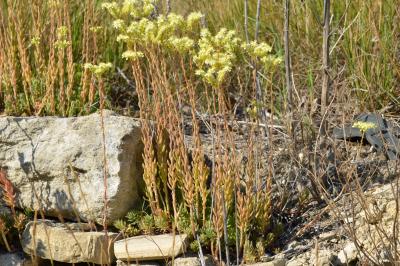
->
[[337, 242, 358, 264]]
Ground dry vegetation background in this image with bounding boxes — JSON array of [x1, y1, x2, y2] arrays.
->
[[1, 0, 399, 115], [0, 0, 399, 264]]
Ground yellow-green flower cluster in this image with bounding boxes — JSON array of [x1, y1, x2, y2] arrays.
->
[[54, 40, 70, 49], [122, 50, 144, 60], [242, 41, 272, 57], [186, 12, 203, 31], [167, 37, 194, 54], [125, 0, 155, 18], [57, 26, 68, 39], [30, 36, 41, 46], [194, 28, 240, 86], [242, 41, 282, 69], [48, 0, 61, 9], [102, 0, 281, 87], [90, 26, 103, 33], [101, 2, 120, 18], [102, 0, 155, 19], [84, 62, 113, 77], [54, 26, 70, 49], [117, 34, 129, 43], [113, 19, 126, 30], [111, 12, 201, 47], [353, 121, 377, 133], [102, 0, 203, 47]]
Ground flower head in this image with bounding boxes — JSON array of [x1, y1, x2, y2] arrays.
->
[[186, 12, 203, 30], [194, 28, 240, 86], [102, 2, 119, 18], [353, 121, 377, 134], [117, 34, 130, 43], [30, 36, 41, 46], [168, 37, 194, 54], [57, 26, 68, 39], [84, 62, 113, 77], [122, 50, 144, 60], [54, 40, 70, 49], [113, 19, 126, 30], [90, 26, 103, 33]]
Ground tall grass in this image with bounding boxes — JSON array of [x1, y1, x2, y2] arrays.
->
[[0, 0, 122, 116]]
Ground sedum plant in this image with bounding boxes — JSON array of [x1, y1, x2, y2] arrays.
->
[[103, 0, 281, 79], [114, 210, 171, 236], [103, 0, 281, 261]]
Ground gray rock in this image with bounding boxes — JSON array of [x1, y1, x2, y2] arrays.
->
[[117, 260, 160, 266], [0, 252, 34, 266], [114, 234, 188, 261], [318, 231, 337, 242], [0, 111, 143, 224], [380, 250, 394, 266], [250, 258, 287, 266], [337, 242, 358, 265], [259, 254, 274, 262], [0, 203, 11, 217], [172, 256, 215, 266], [310, 249, 337, 266], [21, 219, 118, 264], [286, 241, 301, 250], [287, 255, 308, 266]]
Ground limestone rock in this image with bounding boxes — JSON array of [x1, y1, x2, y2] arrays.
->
[[117, 260, 160, 266], [337, 242, 358, 265], [21, 220, 118, 264], [172, 256, 215, 266], [114, 234, 188, 261], [310, 249, 337, 266], [318, 231, 338, 242], [0, 111, 143, 224], [287, 255, 308, 266], [249, 259, 287, 266], [329, 182, 400, 262]]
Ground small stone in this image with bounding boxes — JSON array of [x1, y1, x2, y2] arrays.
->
[[310, 249, 337, 266], [379, 250, 393, 266], [318, 231, 337, 242], [0, 252, 34, 266], [273, 253, 285, 260], [114, 234, 188, 261], [286, 241, 301, 250], [249, 258, 287, 266], [338, 242, 358, 264], [172, 256, 215, 266], [21, 220, 118, 264], [117, 259, 160, 266], [329, 238, 339, 244], [259, 254, 274, 262], [287, 256, 308, 266], [342, 216, 354, 224]]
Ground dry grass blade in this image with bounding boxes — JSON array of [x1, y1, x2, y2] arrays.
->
[[0, 170, 16, 216]]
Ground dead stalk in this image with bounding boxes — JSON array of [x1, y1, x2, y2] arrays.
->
[[320, 0, 330, 137], [284, 0, 295, 143]]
